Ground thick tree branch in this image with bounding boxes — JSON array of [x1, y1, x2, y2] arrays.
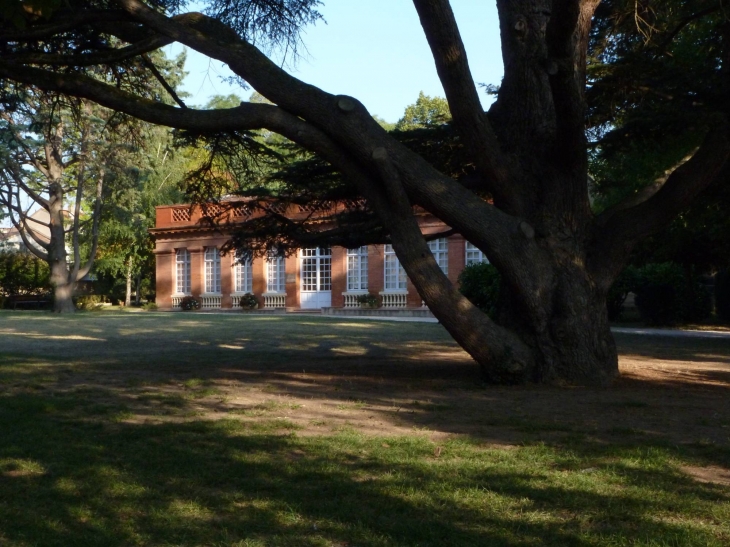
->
[[1, 112, 52, 181], [0, 186, 50, 258], [411, 0, 513, 205], [3, 161, 50, 209], [546, 0, 598, 165], [591, 124, 730, 280]]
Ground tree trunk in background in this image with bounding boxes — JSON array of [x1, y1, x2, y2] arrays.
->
[[125, 257, 133, 307], [48, 183, 75, 314]]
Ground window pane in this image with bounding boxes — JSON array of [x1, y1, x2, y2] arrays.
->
[[465, 242, 489, 266], [346, 246, 368, 291], [204, 247, 221, 293], [176, 249, 190, 294], [384, 244, 406, 291], [235, 259, 253, 293], [428, 238, 448, 275], [267, 251, 285, 292]]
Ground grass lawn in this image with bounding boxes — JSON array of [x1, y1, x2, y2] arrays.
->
[[1, 310, 729, 546]]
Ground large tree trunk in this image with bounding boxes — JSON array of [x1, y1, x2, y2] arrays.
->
[[48, 182, 75, 314], [498, 262, 618, 386]]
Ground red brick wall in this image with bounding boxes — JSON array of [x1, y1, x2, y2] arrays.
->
[[368, 245, 385, 295], [154, 250, 174, 308], [331, 247, 346, 307], [152, 207, 477, 309]]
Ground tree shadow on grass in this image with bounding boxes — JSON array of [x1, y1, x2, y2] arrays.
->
[[1, 389, 729, 547]]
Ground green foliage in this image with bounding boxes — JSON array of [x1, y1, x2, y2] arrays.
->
[[632, 263, 712, 326], [142, 302, 159, 311], [355, 292, 379, 307], [238, 293, 259, 310], [204, 94, 243, 110], [607, 266, 640, 321], [715, 270, 730, 322], [0, 251, 50, 297], [395, 92, 451, 131], [458, 263, 500, 319], [588, 0, 729, 273], [180, 296, 200, 311], [74, 294, 105, 311]]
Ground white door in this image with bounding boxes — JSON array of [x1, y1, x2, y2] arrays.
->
[[300, 247, 332, 308]]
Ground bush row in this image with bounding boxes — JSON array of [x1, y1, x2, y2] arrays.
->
[[609, 263, 713, 325], [459, 261, 725, 327]]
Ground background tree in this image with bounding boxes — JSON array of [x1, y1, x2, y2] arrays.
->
[[1, 0, 728, 384], [94, 127, 186, 305], [0, 91, 118, 312], [394, 91, 451, 131]]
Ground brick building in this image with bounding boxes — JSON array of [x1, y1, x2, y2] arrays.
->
[[151, 201, 487, 310]]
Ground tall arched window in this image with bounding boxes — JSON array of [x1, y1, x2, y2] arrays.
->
[[175, 249, 191, 294], [346, 246, 369, 291], [266, 251, 285, 293], [234, 258, 253, 294], [428, 238, 449, 274], [204, 247, 221, 293], [383, 244, 407, 291]]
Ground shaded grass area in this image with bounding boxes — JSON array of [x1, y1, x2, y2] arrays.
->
[[1, 311, 730, 546]]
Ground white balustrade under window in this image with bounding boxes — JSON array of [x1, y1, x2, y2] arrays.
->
[[379, 292, 407, 308], [343, 292, 368, 308], [263, 293, 286, 308], [200, 294, 222, 308], [171, 295, 189, 308]]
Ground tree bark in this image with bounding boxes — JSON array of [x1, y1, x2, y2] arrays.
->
[[125, 257, 133, 307], [48, 183, 75, 313]]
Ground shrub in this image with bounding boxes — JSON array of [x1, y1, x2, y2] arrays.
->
[[74, 294, 105, 311], [0, 251, 51, 297], [180, 296, 200, 311], [607, 266, 640, 321], [238, 293, 259, 310], [142, 302, 158, 311], [633, 263, 712, 326], [715, 270, 730, 321], [355, 292, 379, 307], [458, 262, 500, 319]]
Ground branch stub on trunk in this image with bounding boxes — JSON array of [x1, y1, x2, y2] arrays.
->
[[519, 221, 535, 239], [336, 96, 357, 113]]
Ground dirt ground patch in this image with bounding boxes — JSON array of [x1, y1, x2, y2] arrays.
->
[[2, 313, 729, 450], [45, 327, 730, 454]]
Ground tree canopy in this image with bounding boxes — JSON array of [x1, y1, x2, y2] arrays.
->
[[0, 0, 727, 384]]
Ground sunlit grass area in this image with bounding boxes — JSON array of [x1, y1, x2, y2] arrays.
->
[[1, 310, 729, 546]]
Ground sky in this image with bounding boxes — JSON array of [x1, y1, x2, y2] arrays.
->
[[171, 0, 504, 122]]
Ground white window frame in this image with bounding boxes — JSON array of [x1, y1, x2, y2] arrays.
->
[[204, 247, 221, 294], [383, 244, 407, 291], [233, 258, 253, 294], [175, 249, 191, 294], [266, 251, 286, 293], [465, 242, 489, 266], [428, 238, 449, 275], [346, 246, 369, 292]]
